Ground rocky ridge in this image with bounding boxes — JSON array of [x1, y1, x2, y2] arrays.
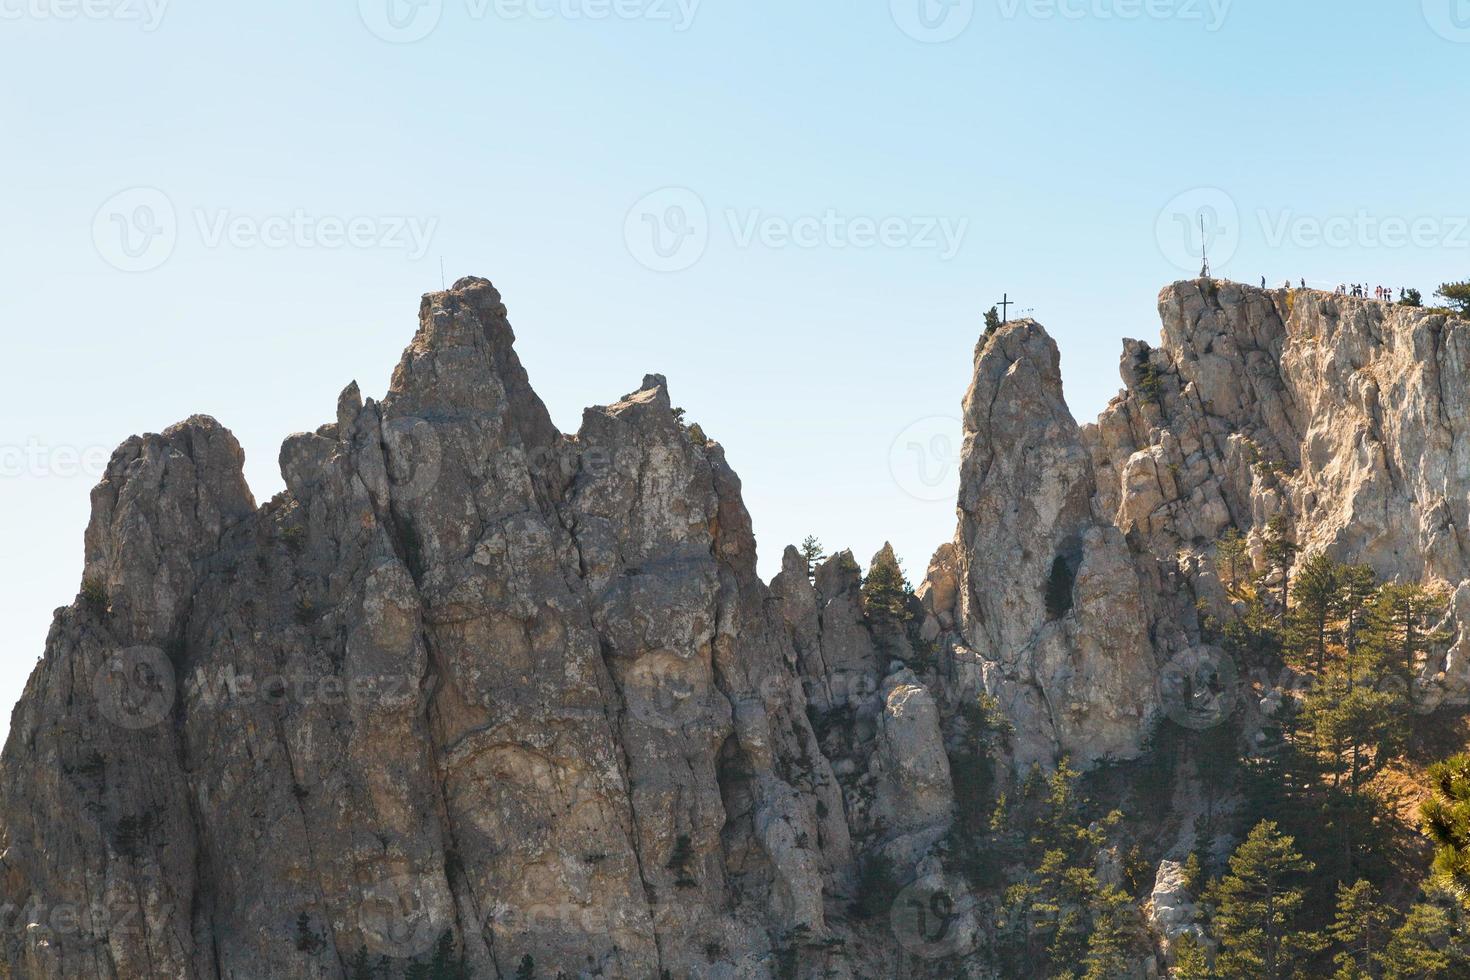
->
[[1, 277, 1466, 978]]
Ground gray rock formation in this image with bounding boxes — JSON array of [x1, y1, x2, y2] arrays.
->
[[1086, 281, 1470, 696], [2, 276, 1466, 978], [922, 320, 1161, 769], [1, 280, 862, 979]]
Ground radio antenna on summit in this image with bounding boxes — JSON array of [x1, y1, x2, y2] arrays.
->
[[1199, 215, 1211, 279]]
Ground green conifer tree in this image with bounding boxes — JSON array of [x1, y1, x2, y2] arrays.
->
[[1209, 821, 1324, 979], [1378, 888, 1466, 979], [1263, 515, 1298, 623], [1217, 529, 1251, 598], [1422, 754, 1470, 889], [1433, 280, 1470, 316], [1370, 583, 1451, 683], [861, 544, 911, 625], [1286, 552, 1341, 674], [1171, 931, 1213, 979], [798, 536, 825, 580], [1330, 880, 1393, 979]]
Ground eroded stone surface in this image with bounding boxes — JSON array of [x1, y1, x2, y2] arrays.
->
[[4, 277, 1467, 978]]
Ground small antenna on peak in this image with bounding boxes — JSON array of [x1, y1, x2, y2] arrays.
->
[[440, 257, 447, 290], [1199, 215, 1211, 279]]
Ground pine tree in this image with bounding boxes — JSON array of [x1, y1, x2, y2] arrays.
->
[[667, 833, 697, 888], [1433, 279, 1470, 316], [1286, 552, 1340, 674], [406, 930, 468, 980], [984, 305, 1002, 335], [798, 536, 825, 580], [1337, 564, 1381, 690], [349, 946, 378, 980], [861, 544, 911, 626], [1217, 529, 1251, 597], [294, 912, 324, 955], [1221, 586, 1282, 664], [996, 760, 1137, 977], [1080, 886, 1140, 980], [1171, 932, 1213, 979], [1263, 515, 1298, 623], [1378, 886, 1467, 979], [1300, 673, 1406, 877], [1370, 582, 1451, 683], [515, 954, 536, 980], [1421, 754, 1470, 889], [1330, 880, 1393, 979], [1209, 821, 1324, 979]]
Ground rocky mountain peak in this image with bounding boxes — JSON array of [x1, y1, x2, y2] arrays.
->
[[4, 276, 1469, 978]]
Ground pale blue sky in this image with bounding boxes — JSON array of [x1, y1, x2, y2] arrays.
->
[[2, 0, 1468, 716]]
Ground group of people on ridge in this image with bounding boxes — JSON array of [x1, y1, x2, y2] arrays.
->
[[1257, 276, 1405, 302], [1334, 283, 1401, 301]]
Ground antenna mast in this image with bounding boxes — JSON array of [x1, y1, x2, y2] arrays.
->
[[1199, 215, 1211, 279]]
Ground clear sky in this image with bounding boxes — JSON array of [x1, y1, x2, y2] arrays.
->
[[2, 0, 1468, 717]]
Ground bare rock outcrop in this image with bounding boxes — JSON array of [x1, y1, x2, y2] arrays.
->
[[925, 320, 1162, 768], [1087, 280, 1470, 695], [0, 279, 856, 980], [4, 275, 1468, 978]]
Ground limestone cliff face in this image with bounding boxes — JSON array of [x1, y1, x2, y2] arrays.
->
[[0, 280, 861, 979], [1086, 281, 1470, 694], [929, 320, 1161, 769], [2, 276, 1467, 978], [918, 280, 1470, 772]]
